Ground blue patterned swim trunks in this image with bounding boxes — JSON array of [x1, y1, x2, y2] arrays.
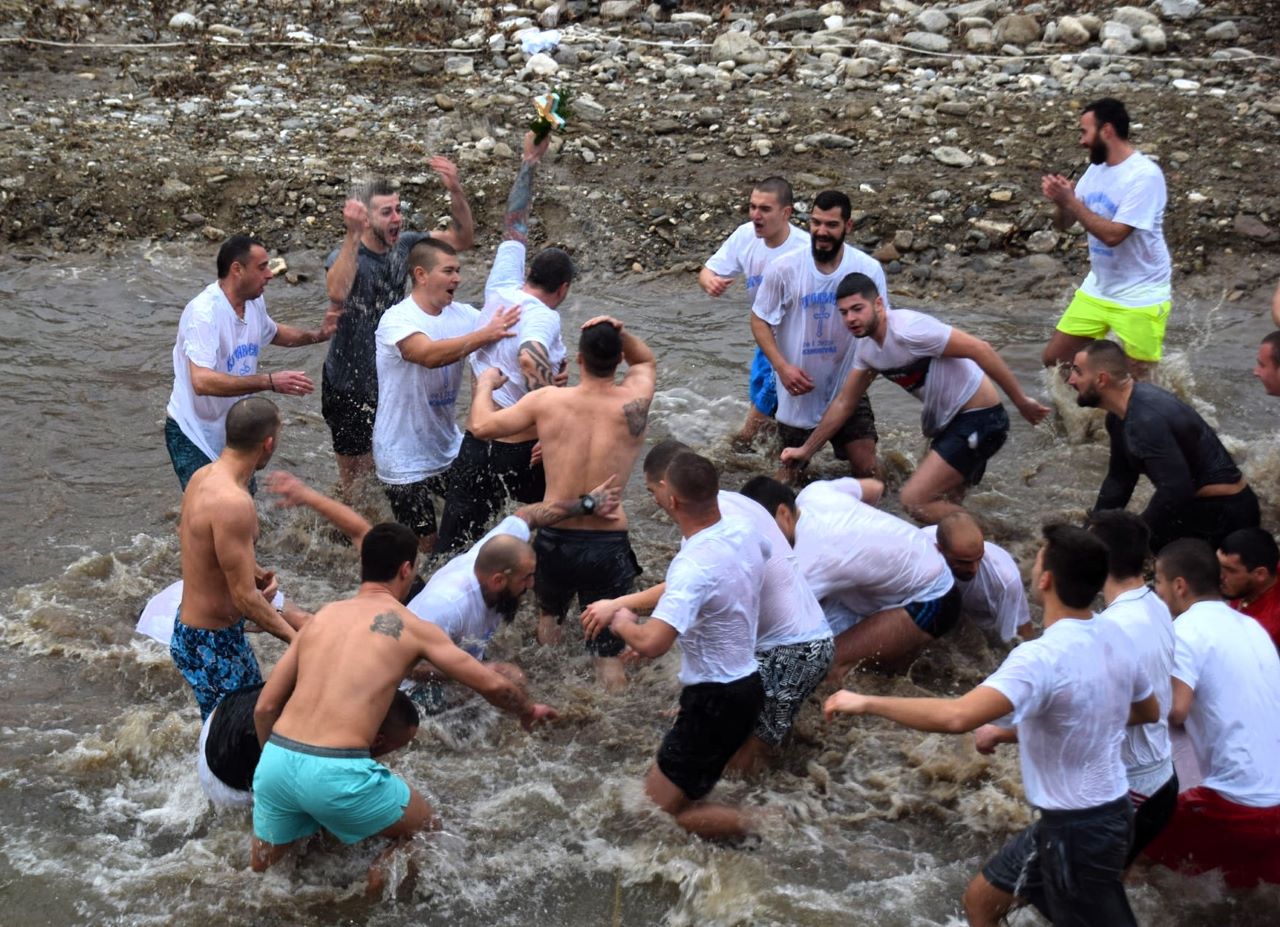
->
[[170, 610, 263, 719]]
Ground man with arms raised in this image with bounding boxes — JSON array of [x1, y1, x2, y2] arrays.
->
[[920, 512, 1033, 643], [171, 397, 303, 719], [166, 234, 330, 490], [783, 273, 1049, 523], [1218, 527, 1280, 650], [827, 524, 1158, 926], [323, 159, 475, 493], [582, 452, 769, 839], [751, 190, 887, 480], [467, 316, 656, 690], [1145, 539, 1280, 886], [437, 133, 577, 552], [1069, 338, 1259, 551], [372, 237, 520, 552], [250, 522, 556, 891], [699, 176, 810, 446], [740, 475, 957, 685]]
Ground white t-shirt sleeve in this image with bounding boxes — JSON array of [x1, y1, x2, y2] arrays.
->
[[1171, 622, 1203, 690], [518, 310, 559, 350], [996, 569, 1031, 639], [1110, 166, 1163, 232], [750, 262, 787, 326], [182, 309, 222, 370], [486, 240, 527, 297], [705, 225, 747, 277], [981, 643, 1050, 725], [652, 556, 712, 636], [378, 309, 424, 351], [260, 307, 280, 346]]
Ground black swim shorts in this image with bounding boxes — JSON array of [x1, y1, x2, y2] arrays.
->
[[533, 526, 641, 658], [383, 473, 450, 539], [776, 394, 877, 462], [930, 403, 1009, 486], [436, 434, 546, 554], [321, 371, 376, 458], [1128, 771, 1178, 866], [904, 584, 962, 638], [657, 672, 764, 801]]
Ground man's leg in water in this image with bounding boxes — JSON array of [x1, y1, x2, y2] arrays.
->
[[839, 437, 879, 480], [644, 765, 755, 841], [365, 787, 440, 898], [962, 873, 1020, 927], [335, 452, 375, 497], [827, 608, 932, 686], [899, 450, 969, 525]]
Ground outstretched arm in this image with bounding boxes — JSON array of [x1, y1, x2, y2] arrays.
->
[[780, 367, 875, 468], [266, 471, 372, 550], [942, 329, 1049, 425], [597, 609, 680, 659], [515, 475, 622, 529], [504, 132, 551, 244], [327, 197, 368, 306], [581, 583, 665, 638], [824, 684, 1014, 734], [426, 156, 474, 251], [396, 306, 521, 369]]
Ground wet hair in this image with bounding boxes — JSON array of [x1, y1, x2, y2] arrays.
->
[[835, 272, 879, 303], [359, 177, 397, 208], [1156, 538, 1221, 597], [578, 321, 623, 378], [1086, 509, 1150, 580], [1219, 528, 1279, 577], [665, 451, 719, 508], [1040, 523, 1108, 609], [528, 247, 576, 292], [216, 234, 265, 279], [1083, 97, 1130, 140], [408, 237, 457, 275], [223, 396, 280, 451], [643, 438, 691, 480], [812, 190, 852, 221], [936, 511, 982, 551], [753, 176, 794, 207], [474, 533, 533, 576], [739, 475, 798, 518], [382, 690, 420, 732], [1081, 339, 1130, 379], [1261, 331, 1280, 366], [360, 522, 419, 583]]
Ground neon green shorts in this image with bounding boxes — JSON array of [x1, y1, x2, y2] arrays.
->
[[1056, 290, 1171, 362]]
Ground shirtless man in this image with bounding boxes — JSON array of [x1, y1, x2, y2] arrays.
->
[[171, 397, 303, 719], [250, 521, 556, 892], [467, 315, 657, 691]]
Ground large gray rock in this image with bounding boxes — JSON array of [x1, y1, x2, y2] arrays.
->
[[902, 31, 952, 53], [1140, 24, 1167, 53], [803, 132, 857, 148], [994, 13, 1041, 47], [946, 0, 997, 19], [774, 9, 827, 33], [710, 30, 769, 64], [915, 9, 952, 33], [1205, 21, 1239, 42], [964, 28, 995, 51], [1057, 15, 1090, 46], [933, 145, 974, 167], [1110, 6, 1160, 32], [600, 0, 638, 19], [1100, 21, 1141, 54], [1156, 0, 1202, 20]]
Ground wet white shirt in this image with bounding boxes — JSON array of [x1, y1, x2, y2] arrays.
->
[[373, 296, 479, 484], [704, 222, 810, 299], [851, 309, 984, 437], [752, 245, 889, 429], [1075, 151, 1171, 306], [718, 491, 830, 651], [406, 515, 531, 660], [919, 526, 1028, 642], [165, 282, 278, 460], [652, 515, 768, 686], [794, 479, 953, 621], [1172, 600, 1280, 807], [470, 241, 566, 411], [1098, 586, 1175, 796], [982, 615, 1152, 811]]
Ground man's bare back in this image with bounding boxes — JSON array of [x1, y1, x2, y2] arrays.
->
[[179, 462, 261, 630]]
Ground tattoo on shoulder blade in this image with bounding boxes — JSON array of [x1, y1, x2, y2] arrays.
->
[[623, 397, 651, 437], [520, 340, 554, 391], [371, 611, 403, 640]]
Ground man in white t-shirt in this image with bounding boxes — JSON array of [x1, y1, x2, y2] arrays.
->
[[165, 235, 331, 490], [751, 190, 888, 480], [582, 440, 834, 776], [699, 176, 810, 446], [1041, 98, 1172, 375], [583, 451, 769, 840], [740, 475, 959, 686], [437, 132, 575, 554], [372, 238, 520, 552], [827, 524, 1158, 926], [1145, 538, 1280, 887], [783, 274, 1050, 523], [921, 513, 1032, 643]]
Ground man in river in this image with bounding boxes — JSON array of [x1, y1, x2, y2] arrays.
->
[[323, 159, 475, 494], [1068, 338, 1259, 551], [165, 234, 331, 490], [1252, 330, 1280, 397], [698, 176, 810, 446], [781, 272, 1049, 523], [466, 315, 657, 691], [171, 397, 303, 719], [250, 521, 557, 892], [920, 512, 1033, 643]]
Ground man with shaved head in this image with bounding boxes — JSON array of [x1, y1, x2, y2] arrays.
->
[[920, 512, 1033, 642], [1069, 339, 1259, 551]]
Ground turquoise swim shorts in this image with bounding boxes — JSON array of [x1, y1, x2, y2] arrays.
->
[[252, 734, 411, 845]]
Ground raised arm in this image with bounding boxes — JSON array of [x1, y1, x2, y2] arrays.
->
[[212, 501, 296, 643], [425, 156, 474, 252], [396, 306, 520, 369], [467, 368, 541, 439], [943, 329, 1049, 425], [326, 198, 368, 306], [504, 132, 551, 244], [266, 470, 372, 550]]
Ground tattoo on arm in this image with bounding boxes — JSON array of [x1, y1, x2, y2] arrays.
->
[[491, 683, 531, 717], [622, 398, 651, 437], [519, 340, 554, 391], [371, 611, 403, 640], [504, 161, 536, 243]]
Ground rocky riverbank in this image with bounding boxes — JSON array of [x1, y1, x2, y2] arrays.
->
[[2, 0, 1278, 305]]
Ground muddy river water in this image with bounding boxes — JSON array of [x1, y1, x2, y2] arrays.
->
[[1, 243, 1277, 926]]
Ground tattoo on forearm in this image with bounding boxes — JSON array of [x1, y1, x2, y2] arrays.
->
[[493, 684, 530, 717], [371, 611, 403, 640], [520, 340, 554, 391], [622, 398, 651, 437], [504, 161, 536, 243]]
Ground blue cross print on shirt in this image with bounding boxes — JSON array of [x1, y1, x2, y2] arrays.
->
[[813, 304, 832, 340]]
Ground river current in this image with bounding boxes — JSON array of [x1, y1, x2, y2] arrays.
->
[[1, 243, 1277, 926]]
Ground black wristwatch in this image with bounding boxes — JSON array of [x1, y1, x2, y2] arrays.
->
[[578, 494, 596, 514]]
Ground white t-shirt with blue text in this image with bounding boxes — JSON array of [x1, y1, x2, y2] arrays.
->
[[1075, 151, 1171, 306], [705, 222, 810, 299]]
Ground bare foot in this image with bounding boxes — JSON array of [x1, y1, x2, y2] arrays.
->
[[536, 613, 563, 645], [595, 656, 627, 693]]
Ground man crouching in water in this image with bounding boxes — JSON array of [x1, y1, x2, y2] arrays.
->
[[250, 522, 557, 894]]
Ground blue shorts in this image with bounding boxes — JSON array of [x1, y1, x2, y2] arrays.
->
[[252, 734, 411, 845], [170, 611, 263, 719], [164, 417, 213, 491], [904, 585, 962, 639], [930, 404, 1010, 486], [748, 347, 778, 417]]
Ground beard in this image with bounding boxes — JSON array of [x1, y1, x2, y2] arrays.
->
[[492, 588, 521, 624], [1089, 138, 1108, 165], [811, 232, 845, 264], [1074, 384, 1102, 408]]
